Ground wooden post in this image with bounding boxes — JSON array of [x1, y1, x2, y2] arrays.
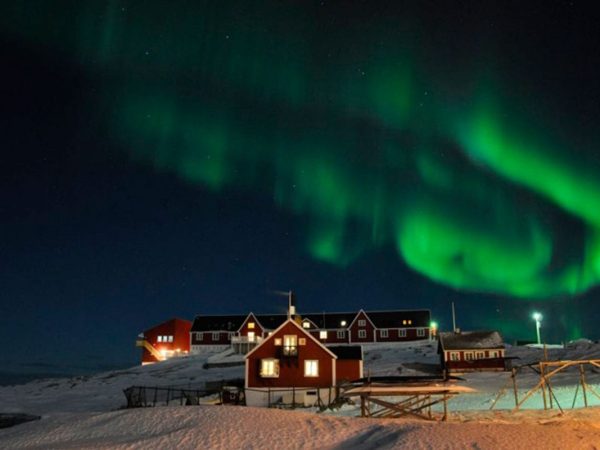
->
[[442, 397, 448, 421], [292, 386, 296, 409], [511, 367, 519, 408], [166, 388, 170, 406], [580, 364, 588, 407], [360, 395, 366, 417], [539, 362, 547, 410], [268, 388, 271, 408]]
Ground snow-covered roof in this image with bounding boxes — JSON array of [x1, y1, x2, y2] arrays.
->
[[439, 330, 505, 350]]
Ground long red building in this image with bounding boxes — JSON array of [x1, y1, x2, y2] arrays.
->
[[137, 318, 192, 364]]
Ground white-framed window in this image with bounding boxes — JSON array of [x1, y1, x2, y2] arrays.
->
[[449, 352, 459, 361], [358, 319, 366, 326], [319, 331, 327, 339], [399, 329, 406, 338], [337, 330, 345, 339], [476, 351, 485, 359], [465, 352, 474, 361], [358, 330, 367, 339], [157, 336, 163, 343], [304, 360, 319, 377], [260, 358, 279, 378], [212, 332, 220, 341], [197, 332, 204, 341], [491, 351, 499, 358], [168, 335, 174, 343], [417, 328, 425, 337], [283, 335, 298, 356], [380, 329, 389, 338], [302, 322, 310, 329], [248, 331, 255, 342], [248, 322, 255, 329], [228, 332, 234, 340]]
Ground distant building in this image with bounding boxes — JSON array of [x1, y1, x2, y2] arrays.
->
[[137, 318, 192, 365], [190, 309, 432, 354], [438, 330, 506, 373], [244, 318, 363, 407]]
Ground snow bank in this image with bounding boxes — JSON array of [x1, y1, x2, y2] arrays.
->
[[2, 405, 600, 449]]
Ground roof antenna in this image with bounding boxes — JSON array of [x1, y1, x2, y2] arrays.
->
[[272, 289, 295, 319], [452, 301, 457, 333]]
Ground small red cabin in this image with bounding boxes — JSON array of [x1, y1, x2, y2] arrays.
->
[[137, 318, 192, 365], [438, 330, 506, 373], [245, 318, 363, 407]]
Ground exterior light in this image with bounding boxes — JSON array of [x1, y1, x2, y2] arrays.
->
[[341, 320, 347, 327]]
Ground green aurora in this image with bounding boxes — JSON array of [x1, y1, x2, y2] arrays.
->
[[4, 2, 600, 299]]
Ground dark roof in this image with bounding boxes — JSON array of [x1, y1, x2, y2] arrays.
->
[[366, 310, 430, 328], [439, 331, 505, 350], [191, 315, 246, 332], [328, 346, 363, 360], [301, 312, 357, 329], [255, 314, 288, 330]]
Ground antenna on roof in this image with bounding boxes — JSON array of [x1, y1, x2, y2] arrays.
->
[[452, 302, 457, 333], [272, 289, 295, 319]]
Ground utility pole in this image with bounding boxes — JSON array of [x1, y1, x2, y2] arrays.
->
[[451, 302, 457, 332]]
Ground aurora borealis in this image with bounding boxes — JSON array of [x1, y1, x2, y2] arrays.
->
[[2, 1, 600, 370]]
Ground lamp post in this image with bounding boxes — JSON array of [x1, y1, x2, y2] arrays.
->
[[532, 312, 542, 345]]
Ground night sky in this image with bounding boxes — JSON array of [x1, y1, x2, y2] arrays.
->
[[2, 1, 600, 376]]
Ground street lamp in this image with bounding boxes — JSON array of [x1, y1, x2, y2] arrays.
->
[[532, 312, 542, 345]]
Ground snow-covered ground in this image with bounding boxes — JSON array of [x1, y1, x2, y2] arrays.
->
[[2, 340, 600, 449]]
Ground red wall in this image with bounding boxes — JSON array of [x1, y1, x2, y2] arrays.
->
[[142, 318, 192, 363], [247, 322, 334, 388], [349, 311, 375, 343], [336, 360, 361, 382], [239, 314, 264, 338]]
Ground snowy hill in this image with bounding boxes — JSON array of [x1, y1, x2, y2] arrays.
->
[[2, 341, 600, 448]]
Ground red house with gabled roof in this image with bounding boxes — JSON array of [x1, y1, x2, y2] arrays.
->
[[245, 318, 363, 407], [136, 318, 192, 365]]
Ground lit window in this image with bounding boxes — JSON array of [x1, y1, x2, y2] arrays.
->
[[260, 359, 279, 378], [399, 329, 406, 338], [340, 320, 347, 327], [358, 330, 367, 339], [302, 322, 310, 329], [268, 331, 273, 336], [358, 319, 366, 326], [465, 352, 474, 361], [450, 352, 459, 361], [248, 331, 255, 342], [168, 336, 174, 343], [248, 322, 255, 329], [337, 330, 345, 339], [319, 331, 327, 339], [212, 332, 220, 341], [157, 336, 163, 343], [274, 338, 282, 346], [380, 329, 388, 338], [408, 320, 412, 325], [299, 338, 306, 346], [304, 360, 319, 377], [417, 328, 425, 337], [402, 320, 407, 325], [283, 335, 298, 356]]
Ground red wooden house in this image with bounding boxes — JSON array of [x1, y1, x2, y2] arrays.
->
[[137, 318, 192, 365], [438, 330, 506, 373], [245, 318, 363, 407]]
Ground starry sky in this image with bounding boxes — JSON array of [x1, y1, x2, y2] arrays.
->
[[2, 1, 600, 376]]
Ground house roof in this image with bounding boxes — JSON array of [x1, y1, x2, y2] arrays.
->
[[328, 346, 363, 360], [366, 310, 430, 328], [301, 312, 357, 329], [191, 315, 246, 332], [245, 319, 338, 360], [439, 330, 505, 350]]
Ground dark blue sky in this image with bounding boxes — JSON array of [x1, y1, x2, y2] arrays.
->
[[2, 1, 600, 375]]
